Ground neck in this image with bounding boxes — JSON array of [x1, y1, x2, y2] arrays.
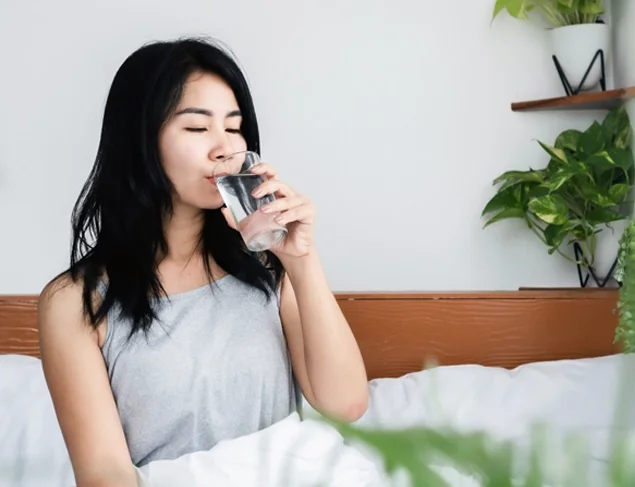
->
[[162, 205, 205, 263]]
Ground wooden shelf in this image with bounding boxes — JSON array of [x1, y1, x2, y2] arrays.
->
[[511, 86, 635, 112]]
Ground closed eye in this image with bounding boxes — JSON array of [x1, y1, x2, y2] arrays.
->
[[185, 128, 241, 133]]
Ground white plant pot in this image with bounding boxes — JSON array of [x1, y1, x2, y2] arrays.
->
[[549, 23, 610, 93]]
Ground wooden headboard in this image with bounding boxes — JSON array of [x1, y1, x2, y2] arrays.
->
[[0, 289, 622, 379]]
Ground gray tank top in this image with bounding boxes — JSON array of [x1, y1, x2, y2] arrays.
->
[[100, 275, 299, 467]]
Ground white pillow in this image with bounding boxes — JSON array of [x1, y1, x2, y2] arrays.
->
[[348, 354, 635, 434], [302, 353, 635, 483], [0, 354, 74, 487]]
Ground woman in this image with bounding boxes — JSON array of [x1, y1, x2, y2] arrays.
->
[[38, 37, 369, 487]]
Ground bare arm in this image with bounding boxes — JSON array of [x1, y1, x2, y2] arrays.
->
[[38, 276, 138, 487], [279, 251, 369, 422]]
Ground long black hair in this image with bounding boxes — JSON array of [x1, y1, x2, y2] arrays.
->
[[66, 36, 283, 334]]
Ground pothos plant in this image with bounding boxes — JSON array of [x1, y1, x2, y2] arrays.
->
[[481, 105, 634, 274], [492, 0, 605, 27]]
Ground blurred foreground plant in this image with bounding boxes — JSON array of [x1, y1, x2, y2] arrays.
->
[[615, 219, 635, 353], [326, 410, 635, 486]]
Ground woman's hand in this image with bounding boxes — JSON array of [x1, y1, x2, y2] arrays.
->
[[221, 162, 316, 259]]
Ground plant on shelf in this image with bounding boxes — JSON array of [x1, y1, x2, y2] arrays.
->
[[481, 105, 634, 287], [491, 0, 609, 95], [615, 220, 635, 353], [492, 0, 605, 27]]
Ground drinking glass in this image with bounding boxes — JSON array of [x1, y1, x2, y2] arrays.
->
[[214, 151, 287, 252]]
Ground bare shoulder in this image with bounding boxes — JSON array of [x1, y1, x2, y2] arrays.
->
[[38, 272, 96, 342], [39, 272, 82, 313]]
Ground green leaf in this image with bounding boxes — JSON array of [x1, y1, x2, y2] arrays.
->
[[503, 0, 532, 19], [609, 184, 631, 205], [586, 153, 616, 175], [576, 176, 616, 207], [607, 147, 635, 172], [579, 121, 605, 154], [586, 207, 625, 225], [557, 0, 575, 8], [579, 0, 604, 14], [492, 169, 545, 192], [537, 141, 568, 164], [543, 161, 589, 191], [554, 129, 582, 152], [544, 221, 575, 249], [492, 0, 509, 20], [527, 184, 550, 200], [528, 194, 569, 225], [603, 105, 632, 149], [572, 223, 596, 241], [587, 148, 633, 176], [482, 185, 522, 216], [483, 208, 526, 228], [615, 123, 633, 151], [590, 192, 617, 208]]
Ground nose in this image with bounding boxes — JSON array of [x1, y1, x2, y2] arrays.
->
[[208, 130, 234, 162]]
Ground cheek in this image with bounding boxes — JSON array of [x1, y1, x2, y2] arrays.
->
[[159, 133, 203, 182], [233, 136, 248, 153]]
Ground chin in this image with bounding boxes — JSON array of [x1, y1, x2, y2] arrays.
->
[[176, 185, 225, 211], [198, 201, 224, 211], [176, 197, 224, 212], [203, 195, 226, 210]]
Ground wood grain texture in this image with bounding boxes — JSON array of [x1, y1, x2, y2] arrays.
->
[[338, 291, 620, 379], [0, 295, 39, 357], [0, 290, 621, 379], [511, 86, 635, 112]]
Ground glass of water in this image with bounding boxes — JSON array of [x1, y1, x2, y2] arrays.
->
[[214, 151, 287, 252]]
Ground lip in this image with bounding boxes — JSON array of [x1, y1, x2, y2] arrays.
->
[[208, 171, 229, 182]]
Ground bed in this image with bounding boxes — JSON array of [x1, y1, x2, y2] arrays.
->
[[0, 289, 632, 486], [0, 288, 623, 372]]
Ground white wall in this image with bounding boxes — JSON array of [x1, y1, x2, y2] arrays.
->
[[613, 0, 635, 128], [0, 0, 626, 293]]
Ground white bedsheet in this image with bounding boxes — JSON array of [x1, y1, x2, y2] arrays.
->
[[135, 411, 390, 487], [133, 411, 491, 487], [1, 353, 634, 486]]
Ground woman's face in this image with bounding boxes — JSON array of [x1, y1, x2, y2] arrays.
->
[[159, 71, 248, 211]]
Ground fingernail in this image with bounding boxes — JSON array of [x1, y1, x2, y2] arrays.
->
[[261, 205, 271, 213], [252, 189, 263, 197]]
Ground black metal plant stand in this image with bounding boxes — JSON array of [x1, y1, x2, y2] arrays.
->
[[573, 242, 619, 288], [552, 49, 606, 97]]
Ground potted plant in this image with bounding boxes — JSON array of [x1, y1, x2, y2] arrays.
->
[[481, 105, 634, 287], [492, 0, 609, 94]]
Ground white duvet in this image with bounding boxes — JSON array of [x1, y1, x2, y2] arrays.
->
[[135, 411, 390, 487], [2, 353, 635, 487]]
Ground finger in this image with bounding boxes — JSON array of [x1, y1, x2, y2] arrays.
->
[[275, 204, 315, 225], [252, 179, 295, 198], [249, 162, 278, 180], [221, 207, 238, 230], [260, 195, 305, 214]]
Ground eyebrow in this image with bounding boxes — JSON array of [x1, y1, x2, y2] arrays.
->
[[174, 108, 242, 118]]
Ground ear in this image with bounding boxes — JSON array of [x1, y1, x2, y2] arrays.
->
[[221, 207, 238, 230]]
